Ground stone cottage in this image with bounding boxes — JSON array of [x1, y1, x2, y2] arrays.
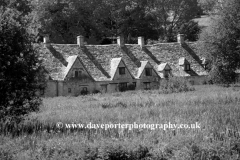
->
[[37, 34, 208, 97]]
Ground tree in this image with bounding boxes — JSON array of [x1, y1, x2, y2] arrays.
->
[[0, 7, 44, 122], [179, 20, 200, 41], [198, 0, 223, 14], [199, 0, 240, 84], [149, 0, 202, 41]]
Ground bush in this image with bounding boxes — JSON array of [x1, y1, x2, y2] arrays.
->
[[80, 90, 88, 95], [92, 89, 100, 94], [159, 76, 195, 94]]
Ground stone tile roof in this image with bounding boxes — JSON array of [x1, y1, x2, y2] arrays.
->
[[110, 58, 122, 79], [51, 44, 111, 81], [37, 40, 208, 81], [137, 61, 148, 78]]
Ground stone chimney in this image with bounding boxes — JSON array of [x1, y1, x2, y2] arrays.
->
[[77, 35, 84, 47], [43, 36, 49, 44], [43, 35, 50, 47], [177, 34, 184, 44], [117, 36, 124, 47], [138, 37, 145, 48]]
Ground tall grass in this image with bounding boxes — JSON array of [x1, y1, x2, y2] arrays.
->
[[1, 85, 240, 159]]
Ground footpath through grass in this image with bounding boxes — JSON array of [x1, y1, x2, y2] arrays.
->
[[1, 85, 240, 159]]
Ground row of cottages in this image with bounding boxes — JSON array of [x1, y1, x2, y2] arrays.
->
[[37, 34, 208, 97]]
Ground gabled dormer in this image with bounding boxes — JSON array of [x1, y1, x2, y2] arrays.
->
[[137, 61, 159, 80], [158, 63, 172, 78], [64, 55, 94, 81], [201, 57, 209, 70], [110, 58, 134, 80], [179, 57, 190, 71]]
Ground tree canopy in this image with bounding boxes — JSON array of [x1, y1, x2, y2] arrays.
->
[[0, 7, 44, 122], [30, 0, 202, 44], [199, 0, 240, 84]]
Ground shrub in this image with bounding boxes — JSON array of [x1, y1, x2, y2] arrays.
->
[[92, 89, 100, 94], [159, 76, 195, 93], [80, 90, 88, 95]]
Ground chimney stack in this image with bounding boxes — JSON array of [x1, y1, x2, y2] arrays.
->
[[117, 36, 124, 47], [138, 37, 145, 48], [177, 34, 184, 44], [43, 36, 49, 44], [77, 36, 84, 47]]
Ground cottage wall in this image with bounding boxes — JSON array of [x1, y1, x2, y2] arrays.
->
[[138, 64, 160, 90], [112, 61, 134, 82], [44, 81, 58, 97], [41, 35, 211, 97]]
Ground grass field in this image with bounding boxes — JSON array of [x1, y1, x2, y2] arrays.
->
[[1, 85, 240, 160]]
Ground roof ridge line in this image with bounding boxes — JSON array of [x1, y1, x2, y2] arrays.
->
[[120, 46, 141, 67], [80, 46, 111, 78], [46, 45, 68, 67]]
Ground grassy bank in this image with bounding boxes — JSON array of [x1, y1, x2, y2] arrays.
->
[[1, 85, 240, 159]]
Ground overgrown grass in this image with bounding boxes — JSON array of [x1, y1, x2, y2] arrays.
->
[[159, 77, 195, 93], [1, 85, 240, 159]]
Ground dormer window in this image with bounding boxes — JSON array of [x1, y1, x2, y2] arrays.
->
[[145, 68, 152, 76], [179, 57, 190, 71], [75, 70, 82, 77], [185, 64, 190, 71], [158, 63, 172, 79], [119, 67, 125, 75], [164, 70, 171, 78]]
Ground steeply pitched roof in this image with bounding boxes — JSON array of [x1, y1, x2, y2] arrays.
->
[[62, 55, 78, 80], [158, 63, 171, 71], [137, 61, 160, 79], [137, 61, 148, 78], [179, 57, 190, 65], [37, 40, 208, 81], [110, 58, 121, 79]]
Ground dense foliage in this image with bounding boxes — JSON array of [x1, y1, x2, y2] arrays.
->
[[0, 7, 44, 122], [31, 0, 202, 44], [199, 0, 240, 84]]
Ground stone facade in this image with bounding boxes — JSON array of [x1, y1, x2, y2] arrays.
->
[[38, 34, 209, 97]]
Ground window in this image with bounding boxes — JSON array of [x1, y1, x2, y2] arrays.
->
[[164, 70, 170, 78], [101, 84, 108, 93], [81, 87, 88, 95], [185, 64, 190, 71], [75, 70, 82, 77], [119, 83, 127, 92], [144, 82, 151, 90], [145, 68, 152, 76], [68, 88, 71, 93], [119, 67, 125, 75]]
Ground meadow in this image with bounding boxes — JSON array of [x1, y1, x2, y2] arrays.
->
[[1, 85, 240, 160]]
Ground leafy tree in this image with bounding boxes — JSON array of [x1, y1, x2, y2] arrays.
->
[[31, 0, 202, 43], [149, 0, 202, 41], [198, 0, 223, 14], [32, 0, 105, 44], [102, 0, 158, 43], [199, 0, 240, 84], [179, 20, 200, 41], [0, 7, 44, 122]]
